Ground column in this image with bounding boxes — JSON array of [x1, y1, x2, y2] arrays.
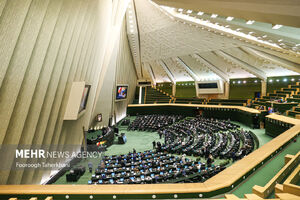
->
[[138, 86, 142, 104], [172, 83, 176, 97], [224, 82, 230, 99], [261, 81, 267, 97]]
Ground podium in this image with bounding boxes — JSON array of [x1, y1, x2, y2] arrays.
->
[[118, 133, 127, 144]]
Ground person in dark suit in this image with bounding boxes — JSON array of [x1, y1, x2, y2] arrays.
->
[[152, 141, 156, 149], [207, 154, 214, 167]]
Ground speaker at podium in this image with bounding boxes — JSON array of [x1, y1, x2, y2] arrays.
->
[[118, 133, 127, 144]]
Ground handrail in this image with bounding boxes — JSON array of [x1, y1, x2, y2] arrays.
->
[[281, 164, 300, 197], [0, 105, 299, 198], [0, 125, 299, 197], [252, 151, 300, 198], [128, 103, 262, 114]]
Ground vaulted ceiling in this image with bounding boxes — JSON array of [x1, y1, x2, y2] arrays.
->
[[126, 0, 300, 84]]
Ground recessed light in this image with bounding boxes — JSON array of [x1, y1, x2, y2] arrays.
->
[[246, 20, 255, 25], [276, 79, 280, 82], [272, 24, 282, 29], [226, 16, 234, 21], [283, 78, 287, 82], [269, 79, 273, 82], [211, 14, 218, 18]]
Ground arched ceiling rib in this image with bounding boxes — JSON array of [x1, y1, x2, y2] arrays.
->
[[126, 0, 300, 84], [152, 0, 300, 28]]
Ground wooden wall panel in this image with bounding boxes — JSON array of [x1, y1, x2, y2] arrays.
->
[[0, 0, 50, 184], [0, 0, 32, 88], [0, 0, 7, 18], [0, 0, 32, 143], [6, 0, 64, 185], [114, 20, 137, 123], [0, 0, 133, 184]]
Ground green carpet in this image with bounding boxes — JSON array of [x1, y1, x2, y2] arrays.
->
[[53, 118, 271, 185], [230, 136, 300, 198], [232, 121, 272, 147], [54, 117, 164, 184]]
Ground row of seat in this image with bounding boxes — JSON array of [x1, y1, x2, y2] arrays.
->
[[89, 151, 224, 184], [158, 116, 255, 160], [128, 114, 184, 132]]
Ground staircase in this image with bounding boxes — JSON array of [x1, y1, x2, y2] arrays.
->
[[144, 86, 173, 104]]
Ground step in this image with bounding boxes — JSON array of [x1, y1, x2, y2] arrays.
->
[[275, 193, 300, 200], [292, 95, 300, 98], [283, 88, 298, 92], [224, 194, 241, 200], [287, 110, 300, 117], [276, 91, 292, 95], [244, 194, 264, 200], [291, 85, 300, 89], [294, 107, 300, 112], [287, 98, 300, 103]]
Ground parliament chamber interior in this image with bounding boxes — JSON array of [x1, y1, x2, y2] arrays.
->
[[0, 0, 300, 199]]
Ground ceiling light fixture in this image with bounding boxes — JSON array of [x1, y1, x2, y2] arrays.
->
[[272, 24, 282, 29], [246, 20, 255, 25], [226, 16, 234, 21], [197, 11, 204, 15], [178, 8, 183, 12], [211, 14, 218, 18], [187, 10, 192, 14]]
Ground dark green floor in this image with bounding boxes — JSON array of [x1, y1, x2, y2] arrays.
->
[[53, 118, 273, 187]]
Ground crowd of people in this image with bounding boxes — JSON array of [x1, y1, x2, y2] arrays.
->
[[158, 117, 255, 161], [89, 150, 225, 184], [88, 114, 256, 184], [128, 114, 184, 132]]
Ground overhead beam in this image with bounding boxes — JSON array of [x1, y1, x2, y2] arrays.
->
[[173, 57, 200, 81], [157, 60, 176, 84], [152, 0, 300, 28], [241, 46, 300, 74], [214, 50, 267, 81], [143, 63, 156, 85], [192, 54, 230, 83]]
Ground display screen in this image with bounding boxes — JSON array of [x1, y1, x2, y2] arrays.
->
[[79, 85, 91, 113], [116, 86, 128, 100], [198, 83, 218, 89]]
